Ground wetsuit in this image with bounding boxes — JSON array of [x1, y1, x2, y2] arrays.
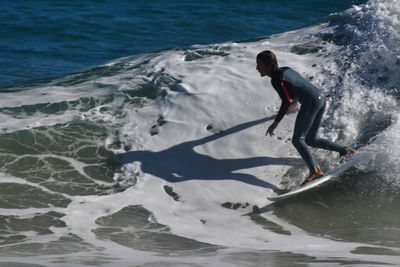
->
[[270, 67, 346, 171]]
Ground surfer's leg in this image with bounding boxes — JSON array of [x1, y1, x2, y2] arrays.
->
[[292, 102, 319, 171], [305, 97, 347, 155], [292, 100, 324, 185], [300, 165, 323, 186]]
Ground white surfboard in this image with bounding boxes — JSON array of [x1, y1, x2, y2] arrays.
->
[[267, 157, 359, 201]]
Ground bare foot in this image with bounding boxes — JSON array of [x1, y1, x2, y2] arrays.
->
[[341, 147, 356, 157], [300, 166, 323, 186], [345, 147, 356, 156], [340, 147, 356, 162]]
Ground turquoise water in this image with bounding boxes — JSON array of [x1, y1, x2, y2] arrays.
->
[[1, 0, 365, 86]]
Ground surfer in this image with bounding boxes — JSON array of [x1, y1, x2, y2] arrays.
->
[[256, 50, 355, 185]]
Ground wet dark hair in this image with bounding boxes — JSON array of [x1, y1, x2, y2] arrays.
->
[[256, 50, 278, 70]]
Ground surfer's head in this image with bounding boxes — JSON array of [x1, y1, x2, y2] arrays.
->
[[256, 50, 278, 77]]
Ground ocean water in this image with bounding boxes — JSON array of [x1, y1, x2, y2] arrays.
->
[[1, 0, 366, 86], [3, 0, 400, 266]]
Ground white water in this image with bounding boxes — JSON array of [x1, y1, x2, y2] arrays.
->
[[2, 0, 400, 266]]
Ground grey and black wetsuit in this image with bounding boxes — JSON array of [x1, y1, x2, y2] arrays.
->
[[270, 67, 346, 171]]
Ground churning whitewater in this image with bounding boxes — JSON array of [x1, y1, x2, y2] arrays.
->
[[0, 0, 400, 266]]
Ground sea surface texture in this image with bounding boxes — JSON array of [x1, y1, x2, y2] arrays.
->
[[3, 0, 400, 266]]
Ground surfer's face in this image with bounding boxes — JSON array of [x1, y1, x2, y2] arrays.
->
[[256, 59, 273, 77]]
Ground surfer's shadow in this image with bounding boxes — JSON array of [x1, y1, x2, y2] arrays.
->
[[118, 117, 302, 190]]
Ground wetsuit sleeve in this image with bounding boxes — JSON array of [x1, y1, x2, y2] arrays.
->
[[275, 95, 290, 123], [272, 81, 292, 123]]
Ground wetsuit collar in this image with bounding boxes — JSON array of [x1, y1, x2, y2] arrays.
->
[[270, 67, 280, 79]]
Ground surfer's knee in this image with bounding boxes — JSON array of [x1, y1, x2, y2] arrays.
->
[[305, 136, 317, 147], [292, 135, 305, 149]]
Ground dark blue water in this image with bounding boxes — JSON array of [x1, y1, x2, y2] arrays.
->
[[1, 0, 366, 86]]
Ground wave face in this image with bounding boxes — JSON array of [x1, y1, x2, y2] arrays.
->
[[1, 0, 400, 266]]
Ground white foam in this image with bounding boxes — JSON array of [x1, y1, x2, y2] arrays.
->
[[4, 0, 400, 264], [77, 24, 397, 267], [98, 1, 400, 263]]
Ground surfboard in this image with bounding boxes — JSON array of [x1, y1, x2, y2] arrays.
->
[[266, 116, 377, 202], [267, 157, 358, 201]]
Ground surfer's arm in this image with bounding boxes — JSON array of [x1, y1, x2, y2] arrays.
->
[[266, 101, 290, 136], [275, 99, 291, 123], [266, 85, 291, 136], [266, 120, 279, 136]]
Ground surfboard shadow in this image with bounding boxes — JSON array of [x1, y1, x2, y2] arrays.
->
[[117, 117, 301, 190]]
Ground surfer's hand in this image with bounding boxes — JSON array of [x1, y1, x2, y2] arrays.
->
[[266, 121, 278, 136]]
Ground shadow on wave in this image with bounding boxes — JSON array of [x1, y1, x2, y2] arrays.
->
[[117, 117, 302, 189]]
